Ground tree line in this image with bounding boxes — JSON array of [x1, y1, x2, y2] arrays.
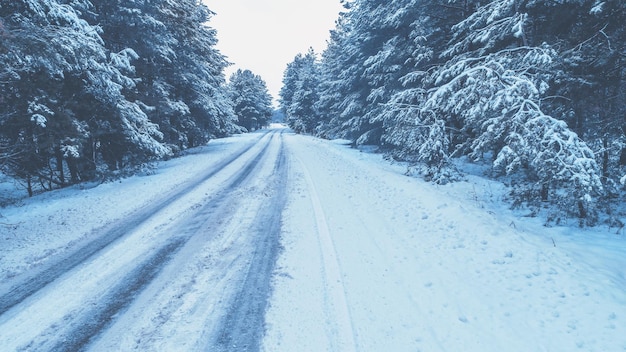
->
[[281, 0, 625, 225], [0, 0, 273, 197]]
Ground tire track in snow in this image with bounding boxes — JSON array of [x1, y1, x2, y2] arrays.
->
[[50, 237, 188, 352], [212, 131, 289, 352], [0, 131, 271, 316], [296, 156, 358, 352]]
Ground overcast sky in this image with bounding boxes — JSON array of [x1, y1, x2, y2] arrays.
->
[[202, 0, 344, 105]]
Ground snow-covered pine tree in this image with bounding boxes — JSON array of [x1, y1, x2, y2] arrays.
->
[[87, 0, 185, 150], [314, 0, 382, 143], [228, 69, 273, 132], [424, 0, 603, 221], [353, 0, 426, 146], [280, 48, 321, 134], [0, 1, 97, 193], [377, 20, 458, 183], [376, 0, 477, 182], [534, 0, 626, 199], [155, 0, 238, 144], [315, 8, 354, 139], [288, 59, 321, 134]]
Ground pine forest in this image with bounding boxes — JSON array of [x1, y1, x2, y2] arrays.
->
[[0, 0, 272, 196], [281, 0, 626, 225]]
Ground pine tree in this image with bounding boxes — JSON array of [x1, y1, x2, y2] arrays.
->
[[423, 0, 604, 220], [228, 69, 273, 132], [87, 0, 182, 150], [315, 0, 387, 143], [280, 48, 321, 134], [157, 0, 237, 143], [315, 9, 353, 139], [539, 0, 626, 191]]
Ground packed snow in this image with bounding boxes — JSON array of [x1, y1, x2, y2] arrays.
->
[[1, 127, 625, 351]]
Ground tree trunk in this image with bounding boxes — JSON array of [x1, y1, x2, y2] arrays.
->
[[541, 183, 549, 202], [56, 148, 66, 185], [27, 176, 33, 197], [578, 200, 587, 219], [602, 136, 609, 178], [67, 157, 79, 184]]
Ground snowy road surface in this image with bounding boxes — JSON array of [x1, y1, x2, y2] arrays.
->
[[1, 127, 625, 351]]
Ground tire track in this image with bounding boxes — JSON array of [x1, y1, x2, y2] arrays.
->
[[0, 131, 272, 316], [295, 155, 358, 352], [51, 237, 188, 352], [212, 131, 289, 352]]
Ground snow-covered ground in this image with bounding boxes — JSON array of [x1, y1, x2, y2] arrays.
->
[[264, 133, 626, 352], [1, 127, 625, 351]]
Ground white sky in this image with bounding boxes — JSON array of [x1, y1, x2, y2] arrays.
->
[[202, 0, 344, 105]]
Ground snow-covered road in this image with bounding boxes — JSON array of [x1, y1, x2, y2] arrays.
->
[[1, 127, 625, 351], [0, 129, 288, 350]]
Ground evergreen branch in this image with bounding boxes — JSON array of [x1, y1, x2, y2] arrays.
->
[[566, 24, 611, 54]]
